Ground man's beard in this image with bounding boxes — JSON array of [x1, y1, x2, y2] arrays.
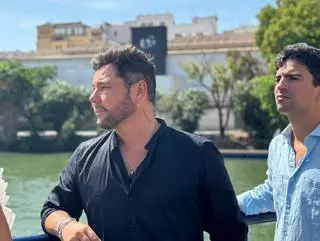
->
[[97, 92, 136, 129]]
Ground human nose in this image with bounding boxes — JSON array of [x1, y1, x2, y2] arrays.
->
[[276, 76, 288, 90], [89, 89, 100, 104]]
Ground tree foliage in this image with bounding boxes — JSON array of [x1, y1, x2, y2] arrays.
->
[[251, 75, 288, 129], [256, 0, 320, 68], [182, 51, 265, 137], [157, 89, 209, 133], [0, 61, 56, 147], [40, 80, 92, 136], [0, 60, 92, 150]]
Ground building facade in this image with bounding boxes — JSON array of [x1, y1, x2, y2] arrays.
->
[[37, 22, 104, 51], [1, 16, 260, 130], [102, 13, 217, 44], [36, 13, 218, 49]]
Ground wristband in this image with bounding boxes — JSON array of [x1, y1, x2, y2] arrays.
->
[[57, 217, 76, 241]]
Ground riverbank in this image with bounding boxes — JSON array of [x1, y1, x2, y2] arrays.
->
[[10, 129, 271, 153]]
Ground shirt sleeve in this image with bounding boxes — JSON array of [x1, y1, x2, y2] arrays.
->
[[40, 145, 84, 233], [237, 143, 275, 215], [199, 141, 248, 241]]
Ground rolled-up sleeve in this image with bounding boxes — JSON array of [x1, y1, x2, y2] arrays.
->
[[199, 141, 248, 241], [40, 146, 83, 233], [237, 146, 275, 215]]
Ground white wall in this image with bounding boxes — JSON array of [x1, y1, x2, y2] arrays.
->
[[169, 22, 216, 39], [104, 24, 131, 44], [21, 48, 263, 93], [22, 58, 94, 88], [20, 50, 235, 89], [20, 49, 262, 130]]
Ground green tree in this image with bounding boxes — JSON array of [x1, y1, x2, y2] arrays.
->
[[233, 80, 278, 148], [251, 75, 288, 130], [256, 0, 320, 68], [154, 90, 164, 114], [0, 60, 57, 146], [227, 51, 264, 81], [172, 89, 209, 133], [0, 61, 26, 148], [21, 66, 57, 135], [40, 80, 92, 137], [182, 51, 265, 137], [158, 89, 209, 133]]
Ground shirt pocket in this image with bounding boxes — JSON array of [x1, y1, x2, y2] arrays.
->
[[299, 175, 320, 241], [301, 177, 320, 225], [272, 175, 288, 214]]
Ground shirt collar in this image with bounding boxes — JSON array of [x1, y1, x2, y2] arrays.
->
[[109, 129, 119, 151], [280, 124, 292, 142], [108, 118, 167, 151], [280, 122, 320, 142], [145, 118, 167, 151], [308, 122, 320, 137]]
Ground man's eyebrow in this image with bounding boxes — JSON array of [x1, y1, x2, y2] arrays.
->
[[97, 81, 110, 85], [275, 72, 302, 77], [95, 78, 112, 85], [92, 80, 111, 89], [285, 73, 302, 77]]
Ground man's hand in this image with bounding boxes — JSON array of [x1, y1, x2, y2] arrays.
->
[[61, 221, 101, 241]]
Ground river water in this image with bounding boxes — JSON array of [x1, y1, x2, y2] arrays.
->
[[0, 152, 274, 240]]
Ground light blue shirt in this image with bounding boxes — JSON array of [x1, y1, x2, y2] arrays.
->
[[237, 124, 320, 241]]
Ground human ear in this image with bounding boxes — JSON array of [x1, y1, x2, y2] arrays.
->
[[132, 80, 148, 103]]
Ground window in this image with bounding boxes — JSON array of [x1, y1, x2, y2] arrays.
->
[[113, 30, 118, 37], [67, 28, 72, 36], [54, 28, 65, 35], [39, 28, 50, 35], [74, 27, 84, 35]]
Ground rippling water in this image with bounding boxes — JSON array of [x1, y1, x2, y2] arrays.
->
[[0, 152, 274, 240]]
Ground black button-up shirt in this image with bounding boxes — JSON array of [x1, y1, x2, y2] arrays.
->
[[41, 119, 247, 241]]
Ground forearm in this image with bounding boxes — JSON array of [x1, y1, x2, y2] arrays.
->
[[0, 206, 12, 241], [44, 210, 76, 237], [44, 210, 100, 241], [237, 187, 275, 215]]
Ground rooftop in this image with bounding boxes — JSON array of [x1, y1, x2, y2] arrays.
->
[[38, 21, 90, 29], [0, 29, 257, 60]]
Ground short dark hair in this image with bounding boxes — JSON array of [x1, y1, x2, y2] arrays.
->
[[275, 43, 320, 86], [91, 45, 156, 103]]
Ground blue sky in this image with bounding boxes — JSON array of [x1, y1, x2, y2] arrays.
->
[[0, 0, 275, 51]]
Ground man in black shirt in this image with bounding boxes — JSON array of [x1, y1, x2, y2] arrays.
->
[[41, 45, 248, 241]]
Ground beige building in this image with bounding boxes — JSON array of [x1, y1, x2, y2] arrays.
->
[[0, 25, 258, 94], [35, 14, 253, 53], [37, 22, 104, 51], [102, 13, 218, 44], [0, 22, 259, 131], [36, 13, 218, 50]]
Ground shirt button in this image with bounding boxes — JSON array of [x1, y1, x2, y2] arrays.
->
[[129, 224, 134, 229]]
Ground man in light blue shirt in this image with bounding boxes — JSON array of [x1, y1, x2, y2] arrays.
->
[[238, 43, 320, 241]]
